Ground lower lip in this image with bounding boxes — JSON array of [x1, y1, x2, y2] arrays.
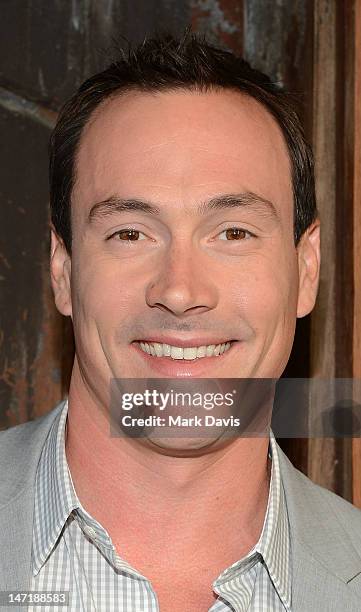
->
[[131, 342, 238, 377]]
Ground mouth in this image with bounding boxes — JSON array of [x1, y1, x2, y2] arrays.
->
[[134, 339, 234, 360], [131, 337, 239, 376]]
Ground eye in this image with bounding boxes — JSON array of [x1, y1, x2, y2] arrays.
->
[[108, 228, 147, 241], [218, 227, 254, 241]]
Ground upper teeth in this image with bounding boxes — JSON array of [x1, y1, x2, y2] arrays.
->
[[138, 341, 232, 360]]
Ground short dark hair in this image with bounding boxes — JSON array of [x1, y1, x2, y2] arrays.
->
[[49, 31, 317, 255]]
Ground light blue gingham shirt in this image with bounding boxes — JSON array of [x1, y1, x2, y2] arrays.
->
[[29, 400, 292, 611]]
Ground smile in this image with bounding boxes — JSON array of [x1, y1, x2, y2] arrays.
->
[[135, 341, 232, 360]]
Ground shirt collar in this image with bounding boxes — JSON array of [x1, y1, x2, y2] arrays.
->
[[32, 401, 291, 610], [259, 432, 292, 610], [213, 432, 291, 611], [32, 399, 78, 574], [32, 399, 139, 576]]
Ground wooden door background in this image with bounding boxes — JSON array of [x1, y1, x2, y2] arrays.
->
[[0, 0, 360, 505]]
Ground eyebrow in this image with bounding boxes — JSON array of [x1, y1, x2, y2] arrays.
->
[[87, 192, 279, 224]]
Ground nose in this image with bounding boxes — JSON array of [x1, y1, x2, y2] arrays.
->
[[145, 243, 219, 317]]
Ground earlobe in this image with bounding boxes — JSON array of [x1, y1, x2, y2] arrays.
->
[[50, 225, 72, 317], [296, 220, 321, 318]]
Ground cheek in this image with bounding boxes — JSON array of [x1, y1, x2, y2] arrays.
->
[[227, 255, 299, 334], [234, 257, 298, 377], [70, 253, 142, 333]]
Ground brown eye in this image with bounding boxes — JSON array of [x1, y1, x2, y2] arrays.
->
[[116, 229, 141, 241], [107, 228, 148, 244], [220, 228, 250, 241], [226, 228, 245, 240]]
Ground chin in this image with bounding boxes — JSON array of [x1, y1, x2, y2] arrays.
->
[[143, 431, 231, 456]]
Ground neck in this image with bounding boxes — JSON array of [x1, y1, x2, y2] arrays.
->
[[65, 363, 272, 576]]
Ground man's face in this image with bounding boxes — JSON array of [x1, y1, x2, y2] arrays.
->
[[51, 89, 320, 405]]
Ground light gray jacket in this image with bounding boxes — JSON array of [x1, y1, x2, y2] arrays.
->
[[1, 400, 361, 611]]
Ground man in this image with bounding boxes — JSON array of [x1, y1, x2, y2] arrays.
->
[[1, 31, 361, 612]]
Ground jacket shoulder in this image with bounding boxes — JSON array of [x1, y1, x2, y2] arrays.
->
[[277, 441, 361, 568], [0, 401, 65, 506], [296, 455, 361, 505]]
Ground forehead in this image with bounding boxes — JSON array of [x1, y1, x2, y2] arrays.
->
[[73, 88, 293, 217]]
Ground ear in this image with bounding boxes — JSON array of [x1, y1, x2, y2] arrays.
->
[[296, 219, 321, 318], [50, 224, 72, 317]]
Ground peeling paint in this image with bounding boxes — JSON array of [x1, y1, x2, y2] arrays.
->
[[1, 323, 29, 425], [243, 0, 309, 87], [71, 0, 81, 32], [0, 86, 57, 129], [191, 0, 238, 33], [190, 0, 243, 51], [51, 367, 61, 384], [0, 252, 11, 270], [28, 240, 70, 419], [37, 67, 47, 97]]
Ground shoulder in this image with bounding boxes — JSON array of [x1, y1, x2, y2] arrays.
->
[[0, 401, 65, 506], [0, 401, 63, 451], [277, 441, 361, 569], [294, 456, 361, 541], [279, 442, 361, 518]]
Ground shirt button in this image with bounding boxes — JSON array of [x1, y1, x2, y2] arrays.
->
[[83, 524, 97, 540]]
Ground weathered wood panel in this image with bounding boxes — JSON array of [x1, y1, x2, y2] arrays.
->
[[352, 0, 361, 508], [308, 0, 359, 502], [0, 104, 61, 425], [308, 0, 339, 494], [0, 0, 190, 107]]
